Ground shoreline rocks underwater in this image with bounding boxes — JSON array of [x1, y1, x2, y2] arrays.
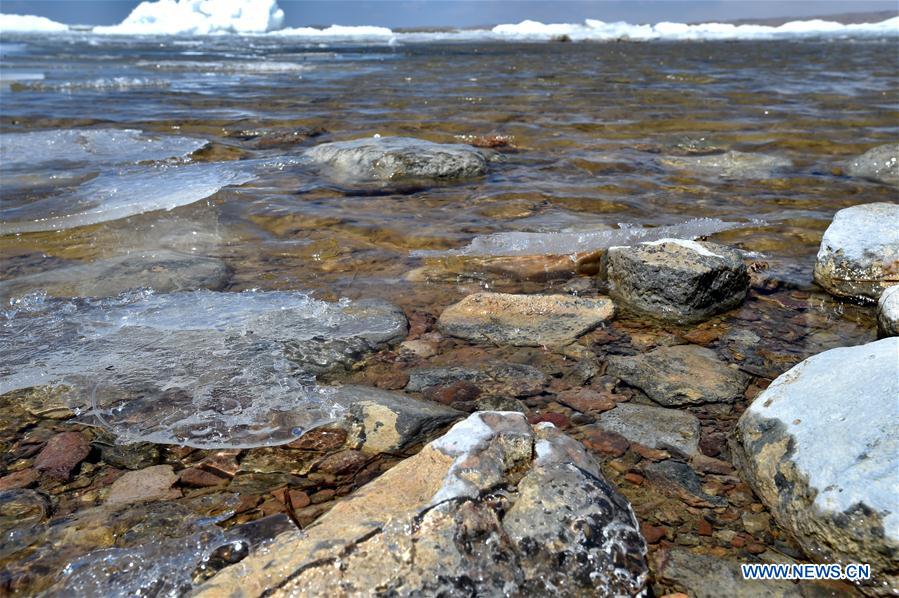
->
[[0, 135, 897, 596]]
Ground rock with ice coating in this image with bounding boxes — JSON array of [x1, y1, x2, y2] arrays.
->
[[661, 150, 791, 179], [438, 292, 615, 347], [846, 143, 899, 187], [605, 239, 749, 323], [878, 285, 899, 338], [734, 338, 899, 594], [304, 136, 488, 184], [195, 411, 648, 597], [0, 290, 408, 448], [0, 250, 229, 301], [813, 202, 899, 302], [0, 13, 68, 33], [93, 0, 284, 35]]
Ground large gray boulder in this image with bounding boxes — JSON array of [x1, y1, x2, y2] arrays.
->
[[304, 136, 488, 183], [734, 338, 899, 595], [195, 411, 648, 597], [878, 285, 899, 338], [846, 143, 899, 186], [605, 239, 749, 323], [814, 203, 899, 302], [607, 344, 750, 407]]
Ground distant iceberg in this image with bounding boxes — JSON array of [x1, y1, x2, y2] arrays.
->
[[0, 13, 69, 33], [93, 0, 284, 35]]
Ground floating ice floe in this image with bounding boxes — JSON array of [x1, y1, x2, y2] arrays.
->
[[0, 13, 68, 33], [92, 0, 284, 35], [412, 218, 754, 258], [0, 289, 407, 448], [2, 160, 257, 233]]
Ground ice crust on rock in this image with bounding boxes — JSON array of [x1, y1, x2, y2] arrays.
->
[[413, 217, 752, 258], [0, 290, 407, 448]]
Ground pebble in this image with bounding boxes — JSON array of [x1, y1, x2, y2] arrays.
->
[[34, 432, 91, 481], [106, 464, 180, 505]]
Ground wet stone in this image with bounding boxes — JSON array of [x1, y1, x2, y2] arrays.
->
[[0, 468, 39, 491], [96, 440, 160, 470], [845, 143, 899, 186], [643, 460, 726, 507], [660, 150, 792, 179], [877, 284, 899, 337], [592, 402, 701, 458], [406, 361, 547, 397], [605, 239, 749, 323], [438, 292, 615, 347], [607, 345, 750, 407], [34, 431, 91, 481], [106, 464, 180, 505]]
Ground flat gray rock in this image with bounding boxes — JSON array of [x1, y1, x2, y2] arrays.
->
[[878, 285, 899, 338], [0, 250, 229, 302], [814, 202, 899, 302], [592, 402, 702, 457], [304, 136, 488, 183], [661, 150, 792, 179], [734, 337, 899, 595], [438, 292, 615, 347], [406, 361, 546, 397], [846, 143, 899, 186], [605, 239, 749, 323], [607, 344, 749, 406]]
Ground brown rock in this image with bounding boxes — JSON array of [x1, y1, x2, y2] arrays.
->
[[529, 412, 570, 429], [287, 427, 348, 452], [423, 380, 481, 406], [310, 489, 336, 504], [34, 431, 91, 481], [690, 454, 734, 475], [373, 370, 410, 390], [640, 522, 667, 544], [105, 464, 180, 505], [179, 467, 226, 488], [316, 450, 368, 475], [682, 328, 722, 346], [288, 490, 311, 509], [0, 468, 39, 490], [745, 543, 766, 555], [697, 520, 713, 536], [582, 429, 630, 457], [623, 473, 644, 486], [632, 443, 670, 461], [556, 389, 617, 413]]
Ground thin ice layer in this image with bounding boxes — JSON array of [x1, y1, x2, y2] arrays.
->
[[412, 218, 753, 258], [0, 129, 207, 170], [0, 290, 407, 448], [2, 161, 256, 233]]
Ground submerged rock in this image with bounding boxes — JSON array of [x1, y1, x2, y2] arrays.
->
[[734, 338, 899, 594], [660, 150, 792, 179], [304, 136, 488, 183], [607, 345, 749, 406], [814, 202, 899, 302], [438, 292, 615, 347], [0, 250, 230, 302], [406, 361, 547, 397], [878, 285, 899, 337], [605, 239, 749, 323], [591, 402, 702, 457], [0, 290, 407, 448], [845, 143, 899, 186], [196, 412, 648, 597], [105, 464, 181, 505]]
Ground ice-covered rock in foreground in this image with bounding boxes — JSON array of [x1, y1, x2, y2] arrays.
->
[[0, 13, 68, 33], [93, 0, 284, 35], [660, 150, 792, 179], [846, 143, 899, 187], [734, 338, 899, 595], [878, 285, 899, 338], [0, 290, 407, 448], [413, 217, 752, 259], [195, 412, 648, 597], [813, 202, 899, 302], [304, 136, 488, 184], [0, 129, 206, 170]]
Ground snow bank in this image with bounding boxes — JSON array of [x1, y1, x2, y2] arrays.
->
[[93, 0, 284, 35], [0, 13, 69, 33]]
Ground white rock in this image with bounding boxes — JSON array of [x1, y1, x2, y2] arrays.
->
[[878, 285, 899, 338]]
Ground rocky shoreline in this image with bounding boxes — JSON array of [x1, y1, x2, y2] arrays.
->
[[1, 138, 897, 596]]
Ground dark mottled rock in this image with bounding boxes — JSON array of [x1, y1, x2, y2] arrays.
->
[[592, 403, 701, 458], [813, 203, 899, 302], [34, 431, 91, 481], [607, 345, 749, 406], [406, 361, 547, 397], [734, 338, 898, 595], [605, 239, 749, 323], [195, 412, 648, 597], [96, 440, 160, 470], [644, 460, 725, 507]]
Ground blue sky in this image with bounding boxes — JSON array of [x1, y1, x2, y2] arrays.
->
[[3, 0, 896, 28]]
